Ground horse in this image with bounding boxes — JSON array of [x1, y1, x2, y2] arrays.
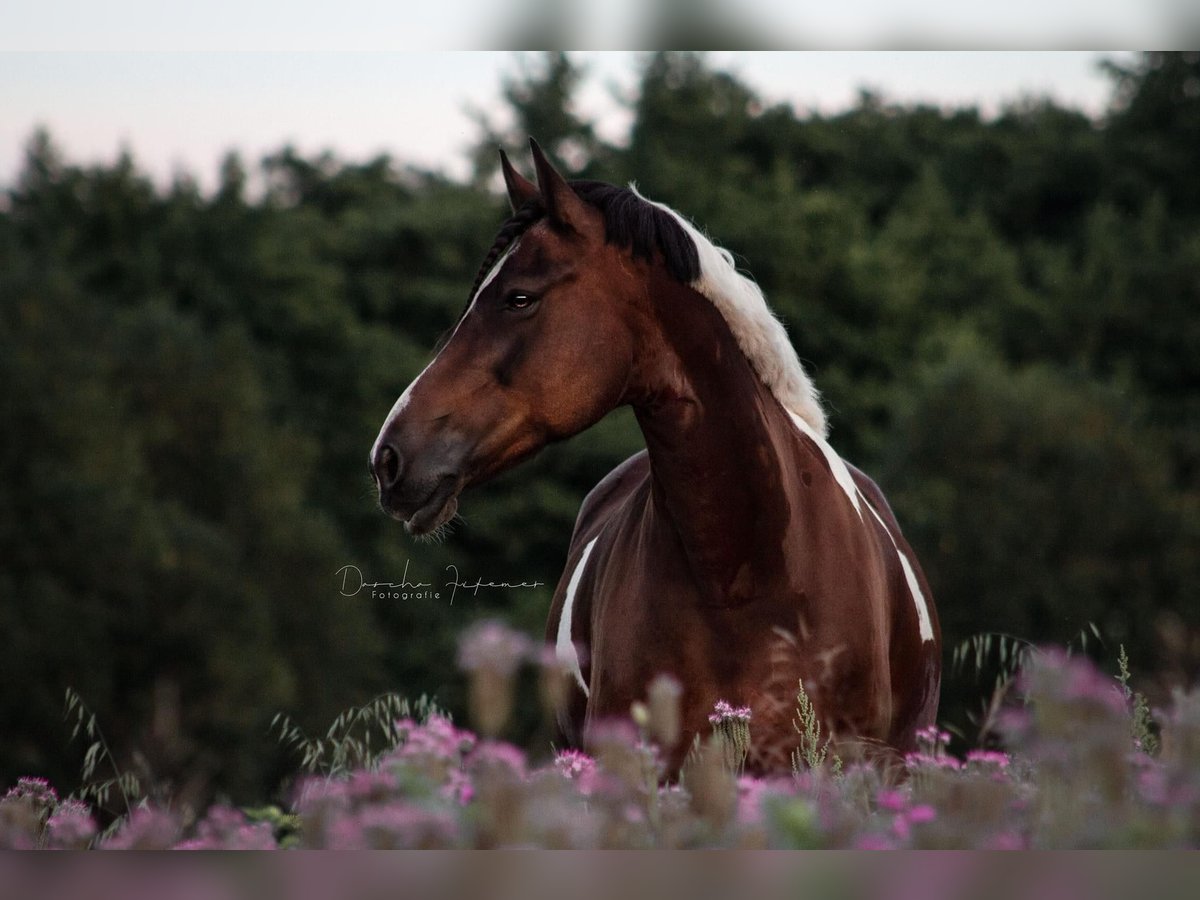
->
[[370, 139, 941, 773]]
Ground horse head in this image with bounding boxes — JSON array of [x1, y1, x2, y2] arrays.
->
[[370, 141, 658, 534]]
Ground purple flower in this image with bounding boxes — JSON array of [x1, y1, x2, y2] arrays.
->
[[876, 789, 909, 812], [4, 777, 58, 810], [345, 770, 401, 804], [735, 776, 793, 827], [101, 806, 181, 850], [855, 833, 897, 850], [174, 805, 276, 850], [708, 700, 752, 725], [467, 740, 527, 778], [966, 749, 1011, 770], [45, 799, 97, 849], [553, 748, 596, 780], [333, 802, 457, 849], [390, 715, 476, 761], [906, 804, 937, 825], [456, 620, 533, 675]]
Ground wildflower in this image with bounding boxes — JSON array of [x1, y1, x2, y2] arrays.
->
[[457, 620, 532, 737], [904, 751, 962, 772], [4, 777, 58, 810], [876, 789, 909, 812], [554, 748, 595, 780], [708, 700, 752, 725], [965, 749, 1011, 770], [536, 644, 573, 721], [344, 770, 401, 805], [340, 802, 457, 850], [854, 833, 896, 850], [906, 804, 937, 825], [45, 799, 97, 850], [708, 699, 752, 776], [646, 674, 683, 749], [100, 806, 181, 850], [174, 805, 276, 850], [468, 740, 527, 779]]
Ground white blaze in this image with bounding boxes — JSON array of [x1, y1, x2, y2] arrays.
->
[[557, 536, 597, 697], [371, 240, 521, 462]]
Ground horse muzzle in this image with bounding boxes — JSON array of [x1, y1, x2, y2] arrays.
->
[[370, 438, 466, 535]]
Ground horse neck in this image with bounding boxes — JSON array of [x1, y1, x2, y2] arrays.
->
[[628, 276, 794, 605]]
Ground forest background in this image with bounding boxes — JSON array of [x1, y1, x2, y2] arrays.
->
[[2, 51, 1197, 806]]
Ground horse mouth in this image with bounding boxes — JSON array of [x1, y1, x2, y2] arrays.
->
[[394, 475, 461, 536]]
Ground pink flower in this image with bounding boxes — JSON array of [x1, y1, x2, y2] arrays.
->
[[101, 807, 181, 850], [468, 740, 527, 778], [174, 805, 276, 850], [966, 749, 1011, 770], [855, 833, 897, 850], [708, 699, 752, 725], [456, 620, 532, 675], [907, 804, 937, 825], [5, 776, 58, 809], [45, 799, 97, 849], [876, 789, 909, 812], [553, 749, 601, 796]]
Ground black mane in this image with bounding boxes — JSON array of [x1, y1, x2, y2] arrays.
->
[[466, 181, 702, 304]]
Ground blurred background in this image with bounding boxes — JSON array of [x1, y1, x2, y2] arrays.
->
[[2, 50, 1198, 809]]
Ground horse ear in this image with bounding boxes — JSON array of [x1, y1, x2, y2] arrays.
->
[[499, 147, 538, 213], [529, 138, 586, 231]]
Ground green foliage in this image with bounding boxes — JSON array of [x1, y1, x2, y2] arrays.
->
[[1117, 645, 1161, 756], [272, 693, 446, 778], [791, 679, 842, 776], [63, 688, 140, 816]]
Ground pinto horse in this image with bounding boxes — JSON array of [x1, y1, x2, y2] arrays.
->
[[370, 140, 941, 772]]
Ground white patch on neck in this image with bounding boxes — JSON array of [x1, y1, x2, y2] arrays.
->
[[863, 501, 935, 643], [784, 409, 933, 643], [630, 187, 827, 438], [786, 410, 862, 518], [371, 240, 521, 461], [557, 536, 597, 697]]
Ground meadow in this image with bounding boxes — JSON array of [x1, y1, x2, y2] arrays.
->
[[3, 621, 1197, 849]]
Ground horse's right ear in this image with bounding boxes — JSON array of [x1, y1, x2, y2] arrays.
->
[[499, 147, 539, 213], [529, 138, 587, 232]]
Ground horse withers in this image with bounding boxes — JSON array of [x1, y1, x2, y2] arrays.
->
[[370, 140, 941, 773]]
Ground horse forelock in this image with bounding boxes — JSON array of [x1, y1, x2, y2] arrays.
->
[[464, 178, 827, 438]]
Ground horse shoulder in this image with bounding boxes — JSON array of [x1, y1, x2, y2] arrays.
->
[[547, 450, 648, 625], [574, 449, 650, 542]]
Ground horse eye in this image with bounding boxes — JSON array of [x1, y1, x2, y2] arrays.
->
[[505, 291, 536, 310]]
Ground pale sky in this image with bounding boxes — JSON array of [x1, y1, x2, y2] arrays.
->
[[0, 52, 1131, 191]]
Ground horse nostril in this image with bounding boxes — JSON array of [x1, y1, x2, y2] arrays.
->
[[373, 444, 403, 489]]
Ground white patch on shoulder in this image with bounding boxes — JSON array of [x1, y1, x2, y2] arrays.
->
[[371, 239, 521, 461], [557, 536, 597, 697], [786, 410, 862, 518]]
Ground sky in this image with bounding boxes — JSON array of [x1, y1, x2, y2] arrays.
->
[[0, 52, 1132, 191]]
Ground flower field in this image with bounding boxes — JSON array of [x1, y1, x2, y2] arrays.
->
[[3, 623, 1198, 850]]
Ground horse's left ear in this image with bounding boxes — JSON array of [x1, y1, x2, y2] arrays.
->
[[499, 147, 539, 213], [529, 138, 586, 232]]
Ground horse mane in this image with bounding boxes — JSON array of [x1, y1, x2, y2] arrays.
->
[[468, 180, 828, 438]]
